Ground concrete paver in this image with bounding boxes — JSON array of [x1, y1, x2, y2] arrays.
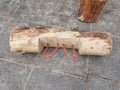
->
[[0, 0, 120, 90]]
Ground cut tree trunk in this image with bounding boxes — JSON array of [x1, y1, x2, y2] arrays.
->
[[10, 26, 112, 56], [78, 0, 108, 22]]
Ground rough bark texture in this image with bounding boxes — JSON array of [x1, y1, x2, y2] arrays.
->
[[78, 0, 108, 22], [10, 26, 112, 56]]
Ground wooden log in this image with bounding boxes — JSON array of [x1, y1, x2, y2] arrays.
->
[[10, 26, 112, 56], [78, 0, 108, 22]]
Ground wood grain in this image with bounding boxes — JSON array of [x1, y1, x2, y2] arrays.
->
[[10, 26, 112, 56], [78, 0, 108, 22]]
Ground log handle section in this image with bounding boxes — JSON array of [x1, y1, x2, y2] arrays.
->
[[10, 26, 112, 56], [78, 0, 108, 22]]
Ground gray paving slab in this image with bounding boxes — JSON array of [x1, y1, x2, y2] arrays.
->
[[34, 48, 88, 75], [89, 77, 119, 90], [25, 68, 86, 90], [0, 17, 9, 28], [34, 48, 67, 70], [0, 0, 23, 17], [110, 0, 120, 9], [88, 76, 120, 90], [89, 36, 120, 81], [0, 0, 120, 90], [12, 0, 91, 31], [114, 82, 120, 90], [0, 60, 31, 90], [52, 54, 88, 75], [92, 9, 120, 36]]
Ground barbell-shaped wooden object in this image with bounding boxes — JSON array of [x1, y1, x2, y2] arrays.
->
[[10, 26, 112, 60]]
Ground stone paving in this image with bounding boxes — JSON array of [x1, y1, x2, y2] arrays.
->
[[0, 0, 120, 90]]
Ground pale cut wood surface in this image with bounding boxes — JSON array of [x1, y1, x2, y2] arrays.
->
[[10, 26, 112, 56]]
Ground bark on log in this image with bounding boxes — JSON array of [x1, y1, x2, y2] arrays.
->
[[78, 0, 108, 22], [10, 26, 112, 56]]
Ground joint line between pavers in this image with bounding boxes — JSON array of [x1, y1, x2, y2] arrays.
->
[[90, 23, 93, 32], [0, 4, 21, 34], [51, 69, 86, 80], [23, 66, 34, 90]]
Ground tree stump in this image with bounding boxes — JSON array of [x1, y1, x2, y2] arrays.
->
[[78, 0, 108, 22]]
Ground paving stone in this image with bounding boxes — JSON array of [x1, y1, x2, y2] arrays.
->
[[0, 0, 24, 17], [0, 19, 41, 65], [12, 0, 91, 31], [34, 48, 66, 70], [13, 0, 79, 20], [89, 36, 120, 80], [0, 17, 9, 28], [26, 68, 86, 90], [89, 77, 117, 90], [0, 0, 120, 89], [114, 82, 120, 90], [53, 54, 88, 76], [104, 0, 113, 9], [0, 60, 31, 90], [110, 0, 120, 9], [92, 9, 120, 36], [34, 46, 88, 75]]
